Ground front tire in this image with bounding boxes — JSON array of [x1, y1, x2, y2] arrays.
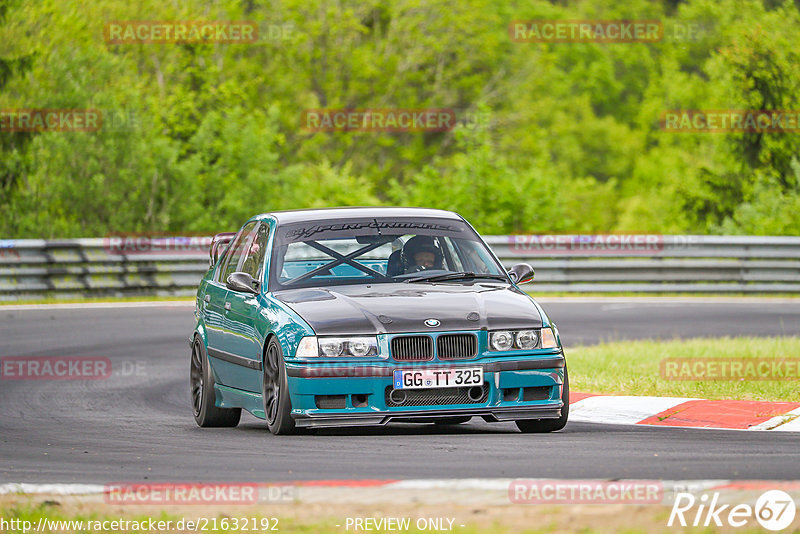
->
[[515, 366, 569, 433], [191, 337, 241, 427], [262, 337, 295, 435]]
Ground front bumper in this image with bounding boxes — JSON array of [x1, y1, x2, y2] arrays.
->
[[292, 404, 564, 428], [285, 353, 565, 429]]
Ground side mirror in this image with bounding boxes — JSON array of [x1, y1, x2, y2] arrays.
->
[[508, 263, 535, 284], [226, 272, 259, 294]]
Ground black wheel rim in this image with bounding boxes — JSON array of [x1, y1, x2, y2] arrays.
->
[[190, 341, 204, 416], [263, 343, 281, 425]]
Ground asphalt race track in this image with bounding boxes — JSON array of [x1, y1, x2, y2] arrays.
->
[[1, 299, 799, 483]]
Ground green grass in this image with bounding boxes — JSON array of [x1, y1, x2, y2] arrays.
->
[[568, 336, 800, 401]]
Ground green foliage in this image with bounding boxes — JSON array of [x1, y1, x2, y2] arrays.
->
[[395, 126, 566, 233], [1, 0, 799, 237]]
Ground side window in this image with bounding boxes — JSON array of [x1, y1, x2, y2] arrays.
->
[[217, 222, 257, 283], [241, 223, 270, 280]]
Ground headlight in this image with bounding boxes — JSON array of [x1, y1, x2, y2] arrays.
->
[[347, 337, 373, 356], [515, 330, 538, 349], [489, 328, 557, 351], [540, 327, 558, 349], [319, 338, 344, 356], [490, 331, 514, 351], [295, 336, 379, 357]]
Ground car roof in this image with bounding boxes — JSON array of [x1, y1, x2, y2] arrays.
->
[[257, 207, 463, 224]]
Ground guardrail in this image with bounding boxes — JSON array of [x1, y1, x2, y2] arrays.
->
[[484, 235, 800, 293], [1, 235, 799, 300]]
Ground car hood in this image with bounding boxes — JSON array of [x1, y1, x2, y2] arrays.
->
[[273, 283, 542, 335]]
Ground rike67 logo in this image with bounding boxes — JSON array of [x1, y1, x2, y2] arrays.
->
[[669, 490, 797, 531]]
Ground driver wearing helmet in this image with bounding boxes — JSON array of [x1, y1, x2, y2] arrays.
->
[[401, 236, 443, 273]]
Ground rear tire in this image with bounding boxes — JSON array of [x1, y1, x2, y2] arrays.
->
[[515, 366, 569, 433], [191, 337, 241, 427], [262, 337, 296, 435]]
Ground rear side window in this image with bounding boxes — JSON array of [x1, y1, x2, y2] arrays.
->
[[217, 221, 257, 283]]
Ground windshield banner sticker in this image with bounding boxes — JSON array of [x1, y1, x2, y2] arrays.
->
[[285, 221, 458, 240]]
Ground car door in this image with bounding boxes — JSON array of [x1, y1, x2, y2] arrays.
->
[[224, 221, 270, 393], [205, 221, 257, 388]]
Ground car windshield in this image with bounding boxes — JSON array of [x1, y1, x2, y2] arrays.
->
[[269, 217, 507, 290]]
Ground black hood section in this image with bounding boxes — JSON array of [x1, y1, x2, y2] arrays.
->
[[274, 283, 542, 335]]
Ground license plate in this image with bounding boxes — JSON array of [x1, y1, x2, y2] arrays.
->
[[393, 367, 483, 389]]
